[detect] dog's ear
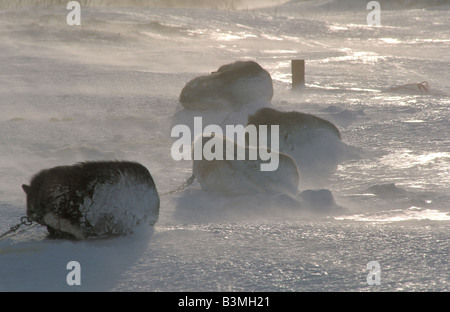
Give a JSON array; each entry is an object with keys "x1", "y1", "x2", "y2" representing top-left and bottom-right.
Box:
[{"x1": 22, "y1": 184, "x2": 30, "y2": 194}]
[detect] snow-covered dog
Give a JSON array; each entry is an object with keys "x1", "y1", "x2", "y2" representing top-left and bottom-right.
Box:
[
  {"x1": 179, "y1": 60, "x2": 273, "y2": 111},
  {"x1": 192, "y1": 134, "x2": 300, "y2": 197},
  {"x1": 22, "y1": 161, "x2": 159, "y2": 239},
  {"x1": 247, "y1": 107, "x2": 346, "y2": 186}
]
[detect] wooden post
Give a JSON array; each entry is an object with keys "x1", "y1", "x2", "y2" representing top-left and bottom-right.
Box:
[{"x1": 292, "y1": 59, "x2": 305, "y2": 89}]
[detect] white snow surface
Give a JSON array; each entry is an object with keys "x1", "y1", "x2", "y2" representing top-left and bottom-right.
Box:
[{"x1": 0, "y1": 0, "x2": 449, "y2": 291}]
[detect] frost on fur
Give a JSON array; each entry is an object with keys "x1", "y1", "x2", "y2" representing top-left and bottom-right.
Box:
[{"x1": 22, "y1": 161, "x2": 160, "y2": 239}]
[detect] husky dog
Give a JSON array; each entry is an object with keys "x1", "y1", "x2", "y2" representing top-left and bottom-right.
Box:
[
  {"x1": 22, "y1": 161, "x2": 159, "y2": 239},
  {"x1": 192, "y1": 134, "x2": 300, "y2": 197},
  {"x1": 247, "y1": 107, "x2": 346, "y2": 186},
  {"x1": 179, "y1": 60, "x2": 273, "y2": 110}
]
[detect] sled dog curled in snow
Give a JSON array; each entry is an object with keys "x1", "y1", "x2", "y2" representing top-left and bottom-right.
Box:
[
  {"x1": 179, "y1": 60, "x2": 273, "y2": 110},
  {"x1": 192, "y1": 134, "x2": 300, "y2": 197},
  {"x1": 247, "y1": 107, "x2": 345, "y2": 186},
  {"x1": 22, "y1": 161, "x2": 159, "y2": 239}
]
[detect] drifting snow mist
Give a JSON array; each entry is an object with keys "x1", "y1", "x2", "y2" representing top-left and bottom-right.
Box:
[{"x1": 0, "y1": 0, "x2": 449, "y2": 291}]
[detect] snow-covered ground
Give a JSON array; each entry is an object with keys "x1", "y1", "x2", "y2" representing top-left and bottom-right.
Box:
[{"x1": 0, "y1": 0, "x2": 449, "y2": 291}]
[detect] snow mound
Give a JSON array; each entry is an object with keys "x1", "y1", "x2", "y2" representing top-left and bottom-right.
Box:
[
  {"x1": 297, "y1": 189, "x2": 345, "y2": 215},
  {"x1": 387, "y1": 81, "x2": 448, "y2": 96},
  {"x1": 366, "y1": 183, "x2": 407, "y2": 199}
]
